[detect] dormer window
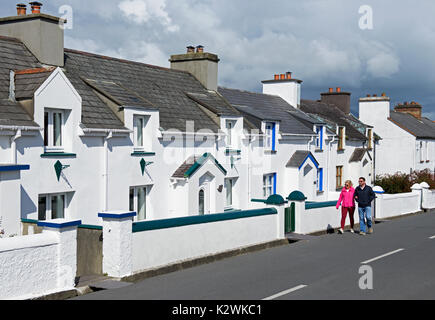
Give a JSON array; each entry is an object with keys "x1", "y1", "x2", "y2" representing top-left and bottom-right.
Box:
[
  {"x1": 44, "y1": 109, "x2": 64, "y2": 151},
  {"x1": 265, "y1": 122, "x2": 276, "y2": 151},
  {"x1": 338, "y1": 126, "x2": 345, "y2": 151},
  {"x1": 134, "y1": 115, "x2": 145, "y2": 148},
  {"x1": 315, "y1": 125, "x2": 324, "y2": 150}
]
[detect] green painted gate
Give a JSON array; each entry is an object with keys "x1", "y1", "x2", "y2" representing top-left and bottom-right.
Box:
[{"x1": 285, "y1": 202, "x2": 296, "y2": 233}]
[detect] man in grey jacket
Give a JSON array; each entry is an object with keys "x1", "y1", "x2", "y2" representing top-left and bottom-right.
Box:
[{"x1": 354, "y1": 177, "x2": 376, "y2": 235}]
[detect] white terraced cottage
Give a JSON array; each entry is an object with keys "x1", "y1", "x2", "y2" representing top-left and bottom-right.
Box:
[
  {"x1": 359, "y1": 95, "x2": 435, "y2": 176},
  {"x1": 0, "y1": 7, "x2": 376, "y2": 237}
]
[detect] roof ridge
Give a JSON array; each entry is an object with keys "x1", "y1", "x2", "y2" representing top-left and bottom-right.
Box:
[
  {"x1": 64, "y1": 48, "x2": 191, "y2": 75},
  {"x1": 15, "y1": 67, "x2": 55, "y2": 75}
]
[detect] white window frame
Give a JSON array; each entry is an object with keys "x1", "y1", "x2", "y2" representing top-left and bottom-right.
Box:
[
  {"x1": 226, "y1": 120, "x2": 236, "y2": 148},
  {"x1": 225, "y1": 178, "x2": 234, "y2": 208},
  {"x1": 38, "y1": 193, "x2": 67, "y2": 221},
  {"x1": 265, "y1": 122, "x2": 276, "y2": 151},
  {"x1": 44, "y1": 109, "x2": 65, "y2": 152},
  {"x1": 133, "y1": 115, "x2": 146, "y2": 151},
  {"x1": 129, "y1": 185, "x2": 148, "y2": 221}
]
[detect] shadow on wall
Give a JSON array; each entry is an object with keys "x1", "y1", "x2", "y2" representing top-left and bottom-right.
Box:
[{"x1": 21, "y1": 185, "x2": 36, "y2": 219}]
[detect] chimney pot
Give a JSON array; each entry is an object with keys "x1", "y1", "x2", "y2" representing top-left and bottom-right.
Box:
[
  {"x1": 336, "y1": 87, "x2": 341, "y2": 93},
  {"x1": 404, "y1": 101, "x2": 408, "y2": 105},
  {"x1": 286, "y1": 72, "x2": 292, "y2": 79},
  {"x1": 29, "y1": 1, "x2": 42, "y2": 14},
  {"x1": 196, "y1": 45, "x2": 204, "y2": 53},
  {"x1": 367, "y1": 94, "x2": 371, "y2": 97},
  {"x1": 16, "y1": 3, "x2": 27, "y2": 16},
  {"x1": 280, "y1": 74, "x2": 285, "y2": 80},
  {"x1": 373, "y1": 94, "x2": 377, "y2": 97},
  {"x1": 381, "y1": 92, "x2": 386, "y2": 97},
  {"x1": 186, "y1": 46, "x2": 195, "y2": 54},
  {"x1": 274, "y1": 74, "x2": 279, "y2": 80},
  {"x1": 329, "y1": 88, "x2": 333, "y2": 93}
]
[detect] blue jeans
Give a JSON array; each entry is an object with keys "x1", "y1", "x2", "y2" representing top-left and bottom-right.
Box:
[{"x1": 358, "y1": 206, "x2": 372, "y2": 233}]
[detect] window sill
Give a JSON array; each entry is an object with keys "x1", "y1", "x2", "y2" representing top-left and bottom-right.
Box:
[
  {"x1": 314, "y1": 149, "x2": 324, "y2": 153},
  {"x1": 131, "y1": 151, "x2": 156, "y2": 156},
  {"x1": 225, "y1": 148, "x2": 241, "y2": 155},
  {"x1": 317, "y1": 190, "x2": 324, "y2": 195},
  {"x1": 41, "y1": 152, "x2": 77, "y2": 158}
]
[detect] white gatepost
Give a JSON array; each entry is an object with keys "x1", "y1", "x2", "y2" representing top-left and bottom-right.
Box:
[
  {"x1": 263, "y1": 194, "x2": 287, "y2": 239},
  {"x1": 98, "y1": 211, "x2": 136, "y2": 278},
  {"x1": 287, "y1": 191, "x2": 307, "y2": 234},
  {"x1": 37, "y1": 219, "x2": 82, "y2": 290},
  {"x1": 373, "y1": 186, "x2": 385, "y2": 219},
  {"x1": 420, "y1": 182, "x2": 431, "y2": 209}
]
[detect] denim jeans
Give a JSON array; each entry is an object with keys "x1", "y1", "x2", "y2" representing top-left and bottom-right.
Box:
[{"x1": 358, "y1": 206, "x2": 372, "y2": 233}]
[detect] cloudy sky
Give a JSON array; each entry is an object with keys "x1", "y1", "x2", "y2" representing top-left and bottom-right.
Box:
[{"x1": 2, "y1": 0, "x2": 435, "y2": 117}]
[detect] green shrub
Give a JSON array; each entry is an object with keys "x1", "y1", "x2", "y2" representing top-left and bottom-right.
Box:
[{"x1": 375, "y1": 169, "x2": 435, "y2": 194}]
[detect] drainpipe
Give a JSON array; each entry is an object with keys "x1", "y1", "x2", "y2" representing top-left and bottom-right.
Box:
[
  {"x1": 103, "y1": 131, "x2": 114, "y2": 212},
  {"x1": 11, "y1": 129, "x2": 23, "y2": 164},
  {"x1": 327, "y1": 135, "x2": 337, "y2": 199}
]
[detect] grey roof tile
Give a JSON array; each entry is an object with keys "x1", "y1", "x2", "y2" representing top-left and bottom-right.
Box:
[
  {"x1": 389, "y1": 111, "x2": 435, "y2": 139},
  {"x1": 286, "y1": 150, "x2": 318, "y2": 168},
  {"x1": 218, "y1": 87, "x2": 317, "y2": 135}
]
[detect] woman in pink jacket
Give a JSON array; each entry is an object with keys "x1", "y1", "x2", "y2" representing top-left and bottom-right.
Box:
[{"x1": 336, "y1": 180, "x2": 355, "y2": 234}]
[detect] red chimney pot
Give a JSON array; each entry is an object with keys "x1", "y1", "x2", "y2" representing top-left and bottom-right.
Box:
[
  {"x1": 336, "y1": 87, "x2": 341, "y2": 93},
  {"x1": 280, "y1": 74, "x2": 285, "y2": 80},
  {"x1": 274, "y1": 74, "x2": 279, "y2": 80},
  {"x1": 29, "y1": 2, "x2": 42, "y2": 14},
  {"x1": 329, "y1": 88, "x2": 333, "y2": 93},
  {"x1": 16, "y1": 3, "x2": 27, "y2": 16},
  {"x1": 286, "y1": 72, "x2": 292, "y2": 79}
]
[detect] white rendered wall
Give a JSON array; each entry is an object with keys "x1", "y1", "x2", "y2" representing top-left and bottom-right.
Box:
[
  {"x1": 375, "y1": 192, "x2": 421, "y2": 219},
  {"x1": 294, "y1": 204, "x2": 360, "y2": 235},
  {"x1": 132, "y1": 214, "x2": 278, "y2": 272},
  {"x1": 359, "y1": 99, "x2": 415, "y2": 175},
  {"x1": 422, "y1": 187, "x2": 435, "y2": 209},
  {"x1": 262, "y1": 82, "x2": 301, "y2": 108}
]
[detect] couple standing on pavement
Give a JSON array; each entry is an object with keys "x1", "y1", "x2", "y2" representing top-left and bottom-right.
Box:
[{"x1": 336, "y1": 177, "x2": 376, "y2": 235}]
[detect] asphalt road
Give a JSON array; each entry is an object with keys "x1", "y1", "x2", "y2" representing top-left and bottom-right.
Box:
[{"x1": 74, "y1": 211, "x2": 435, "y2": 300}]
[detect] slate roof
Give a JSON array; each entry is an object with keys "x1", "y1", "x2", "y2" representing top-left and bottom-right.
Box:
[
  {"x1": 0, "y1": 36, "x2": 41, "y2": 127},
  {"x1": 172, "y1": 153, "x2": 227, "y2": 178},
  {"x1": 349, "y1": 148, "x2": 372, "y2": 162},
  {"x1": 300, "y1": 99, "x2": 368, "y2": 141},
  {"x1": 218, "y1": 87, "x2": 318, "y2": 135},
  {"x1": 389, "y1": 111, "x2": 435, "y2": 139},
  {"x1": 64, "y1": 49, "x2": 241, "y2": 132},
  {"x1": 286, "y1": 150, "x2": 319, "y2": 168}
]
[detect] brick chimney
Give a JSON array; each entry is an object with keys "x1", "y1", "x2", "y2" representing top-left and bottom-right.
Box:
[
  {"x1": 0, "y1": 2, "x2": 66, "y2": 67},
  {"x1": 170, "y1": 46, "x2": 219, "y2": 91},
  {"x1": 261, "y1": 72, "x2": 303, "y2": 108},
  {"x1": 394, "y1": 101, "x2": 422, "y2": 120},
  {"x1": 320, "y1": 87, "x2": 351, "y2": 114}
]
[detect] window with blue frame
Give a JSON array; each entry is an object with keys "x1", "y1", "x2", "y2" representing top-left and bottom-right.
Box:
[
  {"x1": 265, "y1": 122, "x2": 276, "y2": 151},
  {"x1": 317, "y1": 168, "x2": 324, "y2": 192},
  {"x1": 263, "y1": 173, "x2": 277, "y2": 197},
  {"x1": 315, "y1": 126, "x2": 323, "y2": 150}
]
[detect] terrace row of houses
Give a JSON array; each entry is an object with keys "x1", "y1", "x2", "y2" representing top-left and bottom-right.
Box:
[{"x1": 0, "y1": 5, "x2": 434, "y2": 237}]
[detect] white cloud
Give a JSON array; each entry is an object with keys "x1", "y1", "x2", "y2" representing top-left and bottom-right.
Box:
[
  {"x1": 118, "y1": 0, "x2": 179, "y2": 32},
  {"x1": 367, "y1": 52, "x2": 400, "y2": 78}
]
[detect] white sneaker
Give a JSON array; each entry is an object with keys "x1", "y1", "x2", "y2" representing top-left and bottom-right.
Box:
[
  {"x1": 350, "y1": 229, "x2": 355, "y2": 233},
  {"x1": 338, "y1": 228, "x2": 344, "y2": 234}
]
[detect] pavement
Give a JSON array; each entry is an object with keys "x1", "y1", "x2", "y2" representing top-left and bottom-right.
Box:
[{"x1": 73, "y1": 211, "x2": 435, "y2": 300}]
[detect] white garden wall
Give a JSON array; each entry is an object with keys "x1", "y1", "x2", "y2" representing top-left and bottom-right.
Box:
[
  {"x1": 132, "y1": 212, "x2": 279, "y2": 273},
  {"x1": 374, "y1": 187, "x2": 421, "y2": 219},
  {"x1": 421, "y1": 184, "x2": 435, "y2": 209},
  {"x1": 0, "y1": 219, "x2": 79, "y2": 300}
]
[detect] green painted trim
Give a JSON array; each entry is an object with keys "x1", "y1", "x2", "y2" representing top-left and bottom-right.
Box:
[
  {"x1": 21, "y1": 218, "x2": 38, "y2": 224},
  {"x1": 131, "y1": 152, "x2": 156, "y2": 156},
  {"x1": 251, "y1": 199, "x2": 267, "y2": 203},
  {"x1": 78, "y1": 224, "x2": 103, "y2": 230},
  {"x1": 287, "y1": 191, "x2": 307, "y2": 201},
  {"x1": 184, "y1": 152, "x2": 227, "y2": 178},
  {"x1": 132, "y1": 208, "x2": 277, "y2": 233},
  {"x1": 265, "y1": 194, "x2": 286, "y2": 205},
  {"x1": 41, "y1": 152, "x2": 77, "y2": 158},
  {"x1": 305, "y1": 200, "x2": 338, "y2": 210}
]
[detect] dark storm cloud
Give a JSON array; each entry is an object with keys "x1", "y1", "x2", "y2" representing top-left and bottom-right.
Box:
[{"x1": 1, "y1": 0, "x2": 434, "y2": 118}]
